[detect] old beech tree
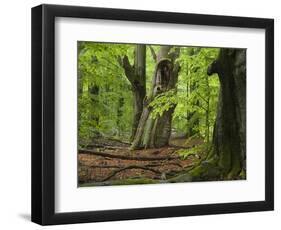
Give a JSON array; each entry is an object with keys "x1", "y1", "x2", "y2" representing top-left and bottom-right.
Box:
[
  {"x1": 207, "y1": 48, "x2": 246, "y2": 178},
  {"x1": 131, "y1": 46, "x2": 180, "y2": 149}
]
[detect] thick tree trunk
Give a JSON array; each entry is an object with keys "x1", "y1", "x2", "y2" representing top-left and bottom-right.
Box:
[
  {"x1": 118, "y1": 45, "x2": 146, "y2": 141},
  {"x1": 131, "y1": 89, "x2": 146, "y2": 139},
  {"x1": 207, "y1": 48, "x2": 246, "y2": 178},
  {"x1": 131, "y1": 46, "x2": 180, "y2": 149},
  {"x1": 131, "y1": 45, "x2": 146, "y2": 141},
  {"x1": 143, "y1": 59, "x2": 178, "y2": 148}
]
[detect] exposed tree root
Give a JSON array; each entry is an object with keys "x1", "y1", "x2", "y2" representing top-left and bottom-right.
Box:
[
  {"x1": 86, "y1": 143, "x2": 129, "y2": 150},
  {"x1": 170, "y1": 161, "x2": 222, "y2": 182},
  {"x1": 78, "y1": 141, "x2": 209, "y2": 185},
  {"x1": 85, "y1": 162, "x2": 183, "y2": 169},
  {"x1": 81, "y1": 165, "x2": 195, "y2": 185},
  {"x1": 79, "y1": 149, "x2": 180, "y2": 161},
  {"x1": 101, "y1": 165, "x2": 162, "y2": 182}
]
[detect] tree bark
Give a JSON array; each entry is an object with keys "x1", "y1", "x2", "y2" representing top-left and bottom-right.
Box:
[
  {"x1": 207, "y1": 48, "x2": 246, "y2": 178},
  {"x1": 119, "y1": 45, "x2": 146, "y2": 141},
  {"x1": 131, "y1": 46, "x2": 181, "y2": 149},
  {"x1": 132, "y1": 45, "x2": 146, "y2": 141}
]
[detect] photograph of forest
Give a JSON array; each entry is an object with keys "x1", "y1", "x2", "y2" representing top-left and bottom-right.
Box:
[{"x1": 78, "y1": 41, "x2": 246, "y2": 187}]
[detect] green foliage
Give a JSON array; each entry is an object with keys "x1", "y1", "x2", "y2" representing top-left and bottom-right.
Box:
[
  {"x1": 78, "y1": 41, "x2": 220, "y2": 147},
  {"x1": 173, "y1": 47, "x2": 220, "y2": 142},
  {"x1": 78, "y1": 42, "x2": 134, "y2": 146},
  {"x1": 149, "y1": 89, "x2": 177, "y2": 119}
]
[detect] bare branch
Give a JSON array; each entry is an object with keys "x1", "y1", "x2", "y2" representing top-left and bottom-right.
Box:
[{"x1": 117, "y1": 55, "x2": 135, "y2": 83}]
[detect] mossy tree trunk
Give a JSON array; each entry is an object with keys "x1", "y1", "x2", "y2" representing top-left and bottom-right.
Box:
[
  {"x1": 207, "y1": 48, "x2": 246, "y2": 178},
  {"x1": 131, "y1": 46, "x2": 180, "y2": 149}
]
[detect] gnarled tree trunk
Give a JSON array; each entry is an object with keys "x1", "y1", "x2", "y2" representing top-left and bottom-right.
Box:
[
  {"x1": 131, "y1": 46, "x2": 180, "y2": 149},
  {"x1": 207, "y1": 48, "x2": 246, "y2": 178}
]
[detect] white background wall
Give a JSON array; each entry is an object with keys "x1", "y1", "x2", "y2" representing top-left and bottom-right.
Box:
[{"x1": 0, "y1": 0, "x2": 279, "y2": 229}]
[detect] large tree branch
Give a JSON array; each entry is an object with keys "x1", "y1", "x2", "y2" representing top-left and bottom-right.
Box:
[
  {"x1": 169, "y1": 47, "x2": 181, "y2": 87},
  {"x1": 117, "y1": 55, "x2": 135, "y2": 84},
  {"x1": 148, "y1": 45, "x2": 157, "y2": 62}
]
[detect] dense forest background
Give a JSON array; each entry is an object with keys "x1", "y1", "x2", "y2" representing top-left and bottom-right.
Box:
[
  {"x1": 78, "y1": 43, "x2": 219, "y2": 145},
  {"x1": 78, "y1": 42, "x2": 246, "y2": 186}
]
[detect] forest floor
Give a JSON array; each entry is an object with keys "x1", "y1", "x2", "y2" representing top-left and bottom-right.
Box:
[{"x1": 78, "y1": 137, "x2": 205, "y2": 186}]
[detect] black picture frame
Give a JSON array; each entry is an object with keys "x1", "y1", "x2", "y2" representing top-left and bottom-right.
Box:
[{"x1": 31, "y1": 4, "x2": 274, "y2": 225}]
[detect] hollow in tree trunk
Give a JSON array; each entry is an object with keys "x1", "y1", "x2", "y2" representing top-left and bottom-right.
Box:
[{"x1": 131, "y1": 46, "x2": 180, "y2": 149}]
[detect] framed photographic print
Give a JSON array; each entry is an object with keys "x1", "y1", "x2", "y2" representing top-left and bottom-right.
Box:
[{"x1": 31, "y1": 4, "x2": 274, "y2": 225}]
